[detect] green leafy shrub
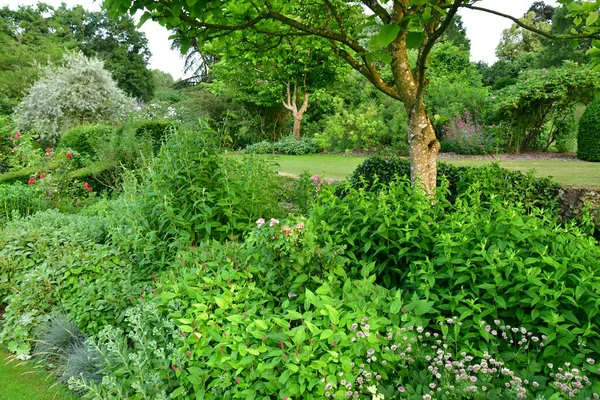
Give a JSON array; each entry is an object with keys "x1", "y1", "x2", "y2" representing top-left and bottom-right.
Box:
[
  {"x1": 0, "y1": 210, "x2": 144, "y2": 354},
  {"x1": 0, "y1": 183, "x2": 52, "y2": 225},
  {"x1": 578, "y1": 96, "x2": 600, "y2": 162},
  {"x1": 347, "y1": 156, "x2": 560, "y2": 212},
  {"x1": 315, "y1": 98, "x2": 406, "y2": 152},
  {"x1": 58, "y1": 125, "x2": 113, "y2": 160},
  {"x1": 110, "y1": 128, "x2": 284, "y2": 271},
  {"x1": 245, "y1": 140, "x2": 274, "y2": 154},
  {"x1": 274, "y1": 135, "x2": 318, "y2": 155},
  {"x1": 312, "y1": 179, "x2": 600, "y2": 368},
  {"x1": 69, "y1": 231, "x2": 600, "y2": 399},
  {"x1": 134, "y1": 120, "x2": 177, "y2": 151}
]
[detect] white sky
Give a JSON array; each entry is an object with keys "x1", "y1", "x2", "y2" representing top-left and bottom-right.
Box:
[{"x1": 1, "y1": 0, "x2": 559, "y2": 79}]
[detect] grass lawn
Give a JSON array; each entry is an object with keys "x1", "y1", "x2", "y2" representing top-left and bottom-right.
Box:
[
  {"x1": 244, "y1": 154, "x2": 600, "y2": 186},
  {"x1": 0, "y1": 352, "x2": 76, "y2": 400}
]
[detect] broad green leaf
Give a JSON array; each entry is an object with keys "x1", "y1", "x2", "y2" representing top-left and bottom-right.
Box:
[
  {"x1": 587, "y1": 11, "x2": 598, "y2": 26},
  {"x1": 373, "y1": 24, "x2": 400, "y2": 47},
  {"x1": 406, "y1": 31, "x2": 424, "y2": 49}
]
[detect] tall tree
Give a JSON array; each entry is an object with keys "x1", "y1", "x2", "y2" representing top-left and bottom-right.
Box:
[
  {"x1": 104, "y1": 0, "x2": 600, "y2": 191},
  {"x1": 51, "y1": 4, "x2": 155, "y2": 102}
]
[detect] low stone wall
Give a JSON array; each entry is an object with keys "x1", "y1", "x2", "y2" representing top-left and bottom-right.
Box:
[{"x1": 559, "y1": 186, "x2": 600, "y2": 222}]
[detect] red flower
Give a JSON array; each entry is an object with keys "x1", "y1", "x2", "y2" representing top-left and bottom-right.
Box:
[
  {"x1": 28, "y1": 177, "x2": 35, "y2": 185},
  {"x1": 15, "y1": 132, "x2": 21, "y2": 138},
  {"x1": 172, "y1": 365, "x2": 179, "y2": 371},
  {"x1": 39, "y1": 173, "x2": 45, "y2": 179},
  {"x1": 83, "y1": 182, "x2": 92, "y2": 192},
  {"x1": 280, "y1": 341, "x2": 285, "y2": 350},
  {"x1": 66, "y1": 152, "x2": 73, "y2": 159},
  {"x1": 45, "y1": 147, "x2": 52, "y2": 152},
  {"x1": 235, "y1": 377, "x2": 240, "y2": 384},
  {"x1": 187, "y1": 351, "x2": 192, "y2": 358}
]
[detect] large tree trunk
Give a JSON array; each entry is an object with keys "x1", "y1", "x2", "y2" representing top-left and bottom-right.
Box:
[{"x1": 407, "y1": 105, "x2": 440, "y2": 193}]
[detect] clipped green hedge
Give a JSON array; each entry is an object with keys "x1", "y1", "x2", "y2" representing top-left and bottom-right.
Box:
[
  {"x1": 59, "y1": 125, "x2": 113, "y2": 159},
  {"x1": 345, "y1": 156, "x2": 560, "y2": 212},
  {"x1": 134, "y1": 120, "x2": 177, "y2": 151},
  {"x1": 578, "y1": 96, "x2": 600, "y2": 162},
  {"x1": 67, "y1": 160, "x2": 119, "y2": 192},
  {"x1": 0, "y1": 167, "x2": 37, "y2": 185}
]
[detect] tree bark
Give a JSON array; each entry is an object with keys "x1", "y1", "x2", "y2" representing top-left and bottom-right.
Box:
[
  {"x1": 407, "y1": 105, "x2": 440, "y2": 193},
  {"x1": 283, "y1": 81, "x2": 309, "y2": 140}
]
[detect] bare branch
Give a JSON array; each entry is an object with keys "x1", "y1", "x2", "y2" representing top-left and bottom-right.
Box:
[
  {"x1": 462, "y1": 4, "x2": 600, "y2": 40},
  {"x1": 361, "y1": 0, "x2": 391, "y2": 24}
]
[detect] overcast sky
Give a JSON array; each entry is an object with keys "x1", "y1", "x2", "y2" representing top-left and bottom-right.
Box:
[{"x1": 1, "y1": 0, "x2": 558, "y2": 79}]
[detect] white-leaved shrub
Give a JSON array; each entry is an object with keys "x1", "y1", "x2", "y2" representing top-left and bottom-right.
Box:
[{"x1": 14, "y1": 52, "x2": 134, "y2": 145}]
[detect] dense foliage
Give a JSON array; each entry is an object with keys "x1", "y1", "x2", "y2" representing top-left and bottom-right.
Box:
[
  {"x1": 14, "y1": 52, "x2": 134, "y2": 145},
  {"x1": 578, "y1": 96, "x2": 600, "y2": 161}
]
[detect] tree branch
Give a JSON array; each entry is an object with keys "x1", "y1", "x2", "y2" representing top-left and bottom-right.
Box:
[
  {"x1": 330, "y1": 42, "x2": 402, "y2": 100},
  {"x1": 461, "y1": 4, "x2": 600, "y2": 40},
  {"x1": 415, "y1": 0, "x2": 463, "y2": 104},
  {"x1": 361, "y1": 0, "x2": 391, "y2": 24}
]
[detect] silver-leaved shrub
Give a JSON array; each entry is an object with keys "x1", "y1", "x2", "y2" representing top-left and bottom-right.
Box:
[{"x1": 13, "y1": 52, "x2": 134, "y2": 145}]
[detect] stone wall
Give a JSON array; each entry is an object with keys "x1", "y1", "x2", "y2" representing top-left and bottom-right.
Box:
[{"x1": 559, "y1": 186, "x2": 600, "y2": 223}]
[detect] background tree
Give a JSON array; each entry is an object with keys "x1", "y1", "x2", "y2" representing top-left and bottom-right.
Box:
[
  {"x1": 0, "y1": 3, "x2": 154, "y2": 114},
  {"x1": 14, "y1": 52, "x2": 134, "y2": 145},
  {"x1": 104, "y1": 0, "x2": 600, "y2": 191},
  {"x1": 493, "y1": 62, "x2": 598, "y2": 152},
  {"x1": 0, "y1": 4, "x2": 75, "y2": 115},
  {"x1": 50, "y1": 4, "x2": 155, "y2": 102}
]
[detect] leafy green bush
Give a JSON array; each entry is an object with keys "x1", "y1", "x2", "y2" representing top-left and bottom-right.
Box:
[
  {"x1": 312, "y1": 179, "x2": 600, "y2": 368},
  {"x1": 245, "y1": 140, "x2": 274, "y2": 154},
  {"x1": 0, "y1": 183, "x2": 52, "y2": 225},
  {"x1": 0, "y1": 210, "x2": 144, "y2": 354},
  {"x1": 134, "y1": 120, "x2": 177, "y2": 151},
  {"x1": 69, "y1": 227, "x2": 600, "y2": 399},
  {"x1": 59, "y1": 125, "x2": 113, "y2": 160},
  {"x1": 347, "y1": 156, "x2": 560, "y2": 212},
  {"x1": 578, "y1": 96, "x2": 600, "y2": 162},
  {"x1": 108, "y1": 128, "x2": 284, "y2": 272},
  {"x1": 315, "y1": 98, "x2": 406, "y2": 152},
  {"x1": 274, "y1": 135, "x2": 318, "y2": 155}
]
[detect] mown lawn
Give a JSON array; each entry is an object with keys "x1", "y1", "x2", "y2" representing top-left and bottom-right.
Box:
[
  {"x1": 0, "y1": 352, "x2": 76, "y2": 400},
  {"x1": 244, "y1": 154, "x2": 600, "y2": 186}
]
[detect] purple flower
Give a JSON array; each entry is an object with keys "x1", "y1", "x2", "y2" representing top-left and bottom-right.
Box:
[{"x1": 288, "y1": 292, "x2": 297, "y2": 298}]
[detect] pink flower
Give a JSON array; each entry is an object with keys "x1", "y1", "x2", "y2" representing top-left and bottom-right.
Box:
[
  {"x1": 45, "y1": 148, "x2": 52, "y2": 153},
  {"x1": 288, "y1": 292, "x2": 297, "y2": 298},
  {"x1": 256, "y1": 218, "x2": 265, "y2": 227},
  {"x1": 15, "y1": 132, "x2": 21, "y2": 138},
  {"x1": 172, "y1": 365, "x2": 179, "y2": 371},
  {"x1": 235, "y1": 377, "x2": 240, "y2": 384},
  {"x1": 39, "y1": 173, "x2": 45, "y2": 179},
  {"x1": 269, "y1": 218, "x2": 279, "y2": 227},
  {"x1": 66, "y1": 152, "x2": 73, "y2": 159},
  {"x1": 295, "y1": 222, "x2": 304, "y2": 229},
  {"x1": 28, "y1": 177, "x2": 36, "y2": 185},
  {"x1": 83, "y1": 182, "x2": 92, "y2": 192}
]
